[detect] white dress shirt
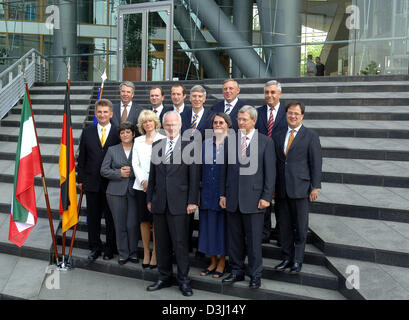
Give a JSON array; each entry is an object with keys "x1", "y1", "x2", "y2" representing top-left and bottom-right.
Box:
[
  {"x1": 284, "y1": 124, "x2": 302, "y2": 154},
  {"x1": 173, "y1": 103, "x2": 185, "y2": 114},
  {"x1": 267, "y1": 102, "x2": 280, "y2": 122},
  {"x1": 120, "y1": 101, "x2": 133, "y2": 118},
  {"x1": 224, "y1": 97, "x2": 238, "y2": 114},
  {"x1": 97, "y1": 122, "x2": 111, "y2": 141},
  {"x1": 132, "y1": 132, "x2": 166, "y2": 190},
  {"x1": 152, "y1": 104, "x2": 164, "y2": 116}
]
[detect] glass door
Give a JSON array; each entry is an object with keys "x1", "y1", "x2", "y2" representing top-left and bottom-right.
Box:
[{"x1": 117, "y1": 1, "x2": 173, "y2": 81}]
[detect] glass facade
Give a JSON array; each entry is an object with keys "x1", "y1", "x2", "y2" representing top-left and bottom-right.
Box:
[{"x1": 0, "y1": 0, "x2": 408, "y2": 81}]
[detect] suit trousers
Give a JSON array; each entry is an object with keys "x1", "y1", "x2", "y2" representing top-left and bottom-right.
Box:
[
  {"x1": 263, "y1": 202, "x2": 281, "y2": 241},
  {"x1": 85, "y1": 189, "x2": 116, "y2": 253},
  {"x1": 226, "y1": 210, "x2": 264, "y2": 278},
  {"x1": 106, "y1": 192, "x2": 139, "y2": 260},
  {"x1": 153, "y1": 210, "x2": 190, "y2": 285},
  {"x1": 276, "y1": 196, "x2": 309, "y2": 263}
]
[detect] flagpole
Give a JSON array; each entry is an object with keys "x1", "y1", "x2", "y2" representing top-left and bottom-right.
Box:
[
  {"x1": 24, "y1": 82, "x2": 60, "y2": 265},
  {"x1": 60, "y1": 60, "x2": 71, "y2": 269},
  {"x1": 66, "y1": 189, "x2": 83, "y2": 268}
]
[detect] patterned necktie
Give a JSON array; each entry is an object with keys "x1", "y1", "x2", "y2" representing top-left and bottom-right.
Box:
[
  {"x1": 101, "y1": 127, "x2": 106, "y2": 147},
  {"x1": 267, "y1": 107, "x2": 275, "y2": 138},
  {"x1": 285, "y1": 129, "x2": 295, "y2": 156},
  {"x1": 191, "y1": 113, "x2": 198, "y2": 130},
  {"x1": 165, "y1": 140, "x2": 173, "y2": 163},
  {"x1": 225, "y1": 103, "x2": 232, "y2": 115},
  {"x1": 121, "y1": 104, "x2": 128, "y2": 122},
  {"x1": 241, "y1": 136, "x2": 248, "y2": 157}
]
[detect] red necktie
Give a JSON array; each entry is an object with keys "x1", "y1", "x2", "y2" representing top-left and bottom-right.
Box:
[
  {"x1": 153, "y1": 109, "x2": 158, "y2": 114},
  {"x1": 267, "y1": 107, "x2": 275, "y2": 138}
]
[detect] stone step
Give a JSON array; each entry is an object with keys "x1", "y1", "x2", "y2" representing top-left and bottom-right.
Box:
[
  {"x1": 62, "y1": 246, "x2": 345, "y2": 300},
  {"x1": 30, "y1": 85, "x2": 94, "y2": 91},
  {"x1": 11, "y1": 104, "x2": 90, "y2": 116},
  {"x1": 303, "y1": 105, "x2": 409, "y2": 121},
  {"x1": 1, "y1": 114, "x2": 86, "y2": 129},
  {"x1": 322, "y1": 158, "x2": 409, "y2": 188},
  {"x1": 309, "y1": 213, "x2": 409, "y2": 268},
  {"x1": 325, "y1": 256, "x2": 409, "y2": 300},
  {"x1": 312, "y1": 182, "x2": 409, "y2": 223},
  {"x1": 0, "y1": 127, "x2": 82, "y2": 144},
  {"x1": 319, "y1": 136, "x2": 409, "y2": 161},
  {"x1": 212, "y1": 92, "x2": 409, "y2": 106},
  {"x1": 304, "y1": 120, "x2": 409, "y2": 139},
  {"x1": 0, "y1": 141, "x2": 78, "y2": 163},
  {"x1": 0, "y1": 212, "x2": 59, "y2": 261}
]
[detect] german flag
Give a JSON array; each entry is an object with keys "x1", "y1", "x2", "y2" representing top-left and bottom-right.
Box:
[{"x1": 59, "y1": 81, "x2": 78, "y2": 233}]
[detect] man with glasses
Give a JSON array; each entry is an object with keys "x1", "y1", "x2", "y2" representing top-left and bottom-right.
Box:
[{"x1": 272, "y1": 101, "x2": 322, "y2": 274}]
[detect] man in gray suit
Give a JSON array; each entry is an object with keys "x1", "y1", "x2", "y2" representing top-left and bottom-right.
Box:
[
  {"x1": 112, "y1": 81, "x2": 144, "y2": 136},
  {"x1": 220, "y1": 105, "x2": 276, "y2": 289},
  {"x1": 273, "y1": 101, "x2": 322, "y2": 274}
]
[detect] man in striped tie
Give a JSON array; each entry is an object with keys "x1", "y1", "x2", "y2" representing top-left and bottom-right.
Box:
[
  {"x1": 146, "y1": 111, "x2": 200, "y2": 297},
  {"x1": 272, "y1": 101, "x2": 322, "y2": 274}
]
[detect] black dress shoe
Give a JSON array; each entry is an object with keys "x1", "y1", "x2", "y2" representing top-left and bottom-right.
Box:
[
  {"x1": 274, "y1": 260, "x2": 291, "y2": 271},
  {"x1": 142, "y1": 263, "x2": 149, "y2": 269},
  {"x1": 288, "y1": 262, "x2": 302, "y2": 274},
  {"x1": 262, "y1": 237, "x2": 270, "y2": 244},
  {"x1": 146, "y1": 280, "x2": 172, "y2": 292},
  {"x1": 103, "y1": 253, "x2": 114, "y2": 260},
  {"x1": 118, "y1": 258, "x2": 127, "y2": 265},
  {"x1": 179, "y1": 283, "x2": 193, "y2": 297},
  {"x1": 88, "y1": 250, "x2": 101, "y2": 261},
  {"x1": 149, "y1": 264, "x2": 157, "y2": 269},
  {"x1": 222, "y1": 273, "x2": 245, "y2": 284},
  {"x1": 249, "y1": 277, "x2": 261, "y2": 289},
  {"x1": 129, "y1": 257, "x2": 139, "y2": 264}
]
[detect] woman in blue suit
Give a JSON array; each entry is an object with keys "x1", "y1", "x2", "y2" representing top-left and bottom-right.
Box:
[{"x1": 198, "y1": 112, "x2": 232, "y2": 278}]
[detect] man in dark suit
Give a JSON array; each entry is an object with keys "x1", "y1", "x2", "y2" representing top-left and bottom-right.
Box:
[
  {"x1": 181, "y1": 84, "x2": 214, "y2": 141},
  {"x1": 256, "y1": 80, "x2": 288, "y2": 245},
  {"x1": 148, "y1": 86, "x2": 172, "y2": 124},
  {"x1": 111, "y1": 81, "x2": 144, "y2": 137},
  {"x1": 220, "y1": 105, "x2": 276, "y2": 289},
  {"x1": 273, "y1": 101, "x2": 322, "y2": 274},
  {"x1": 211, "y1": 79, "x2": 247, "y2": 131},
  {"x1": 77, "y1": 99, "x2": 120, "y2": 261},
  {"x1": 146, "y1": 111, "x2": 200, "y2": 297},
  {"x1": 171, "y1": 83, "x2": 191, "y2": 115}
]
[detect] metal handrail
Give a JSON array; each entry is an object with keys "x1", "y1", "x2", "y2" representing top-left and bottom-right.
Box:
[{"x1": 0, "y1": 48, "x2": 49, "y2": 120}]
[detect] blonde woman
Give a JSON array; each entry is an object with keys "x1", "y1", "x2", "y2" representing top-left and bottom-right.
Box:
[{"x1": 132, "y1": 110, "x2": 165, "y2": 268}]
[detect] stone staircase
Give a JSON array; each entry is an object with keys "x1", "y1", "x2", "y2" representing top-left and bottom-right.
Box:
[{"x1": 0, "y1": 76, "x2": 409, "y2": 300}]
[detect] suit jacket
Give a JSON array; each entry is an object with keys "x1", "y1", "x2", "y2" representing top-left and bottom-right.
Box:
[
  {"x1": 181, "y1": 108, "x2": 214, "y2": 141},
  {"x1": 100, "y1": 143, "x2": 135, "y2": 196},
  {"x1": 111, "y1": 102, "x2": 145, "y2": 137},
  {"x1": 149, "y1": 105, "x2": 173, "y2": 125},
  {"x1": 273, "y1": 125, "x2": 322, "y2": 199},
  {"x1": 147, "y1": 138, "x2": 200, "y2": 215},
  {"x1": 220, "y1": 131, "x2": 276, "y2": 214},
  {"x1": 256, "y1": 102, "x2": 287, "y2": 138},
  {"x1": 211, "y1": 99, "x2": 248, "y2": 131},
  {"x1": 77, "y1": 124, "x2": 121, "y2": 192}
]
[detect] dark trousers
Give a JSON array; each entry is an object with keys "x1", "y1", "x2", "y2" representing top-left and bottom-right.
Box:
[
  {"x1": 276, "y1": 196, "x2": 309, "y2": 263},
  {"x1": 153, "y1": 209, "x2": 190, "y2": 285},
  {"x1": 226, "y1": 210, "x2": 264, "y2": 278},
  {"x1": 85, "y1": 189, "x2": 116, "y2": 254},
  {"x1": 263, "y1": 202, "x2": 281, "y2": 241}
]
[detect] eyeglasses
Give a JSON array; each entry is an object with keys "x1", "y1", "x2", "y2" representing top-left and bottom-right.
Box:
[
  {"x1": 213, "y1": 121, "x2": 226, "y2": 125},
  {"x1": 287, "y1": 112, "x2": 302, "y2": 117}
]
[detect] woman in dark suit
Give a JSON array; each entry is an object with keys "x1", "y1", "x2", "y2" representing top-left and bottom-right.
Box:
[
  {"x1": 100, "y1": 121, "x2": 139, "y2": 265},
  {"x1": 198, "y1": 112, "x2": 232, "y2": 278}
]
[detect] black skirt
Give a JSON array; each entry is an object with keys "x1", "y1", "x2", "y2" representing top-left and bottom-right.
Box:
[{"x1": 135, "y1": 189, "x2": 153, "y2": 223}]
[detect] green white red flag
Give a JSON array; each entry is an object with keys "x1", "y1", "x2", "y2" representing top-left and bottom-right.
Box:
[{"x1": 8, "y1": 87, "x2": 42, "y2": 247}]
